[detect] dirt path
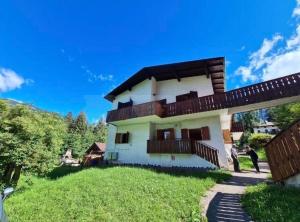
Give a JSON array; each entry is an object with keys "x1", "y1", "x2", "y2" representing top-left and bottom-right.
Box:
[{"x1": 202, "y1": 162, "x2": 270, "y2": 222}]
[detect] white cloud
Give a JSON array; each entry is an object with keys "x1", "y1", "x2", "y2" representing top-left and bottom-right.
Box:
[
  {"x1": 239, "y1": 46, "x2": 246, "y2": 51},
  {"x1": 98, "y1": 74, "x2": 114, "y2": 81},
  {"x1": 0, "y1": 68, "x2": 26, "y2": 92},
  {"x1": 235, "y1": 34, "x2": 282, "y2": 82},
  {"x1": 286, "y1": 25, "x2": 300, "y2": 49},
  {"x1": 293, "y1": 0, "x2": 300, "y2": 17},
  {"x1": 262, "y1": 48, "x2": 300, "y2": 80},
  {"x1": 235, "y1": 1, "x2": 300, "y2": 83}
]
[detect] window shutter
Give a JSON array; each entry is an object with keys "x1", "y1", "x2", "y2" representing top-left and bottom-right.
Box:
[
  {"x1": 223, "y1": 129, "x2": 232, "y2": 144},
  {"x1": 157, "y1": 130, "x2": 164, "y2": 140},
  {"x1": 181, "y1": 128, "x2": 189, "y2": 139},
  {"x1": 201, "y1": 126, "x2": 210, "y2": 140},
  {"x1": 115, "y1": 133, "x2": 121, "y2": 143}
]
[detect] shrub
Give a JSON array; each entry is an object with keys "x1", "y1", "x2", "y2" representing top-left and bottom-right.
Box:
[{"x1": 248, "y1": 133, "x2": 273, "y2": 149}]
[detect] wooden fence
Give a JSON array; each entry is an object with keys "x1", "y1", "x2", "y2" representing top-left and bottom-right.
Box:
[{"x1": 265, "y1": 119, "x2": 300, "y2": 182}]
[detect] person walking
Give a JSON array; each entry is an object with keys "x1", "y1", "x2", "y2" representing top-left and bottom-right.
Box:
[
  {"x1": 231, "y1": 145, "x2": 240, "y2": 172},
  {"x1": 245, "y1": 145, "x2": 260, "y2": 173}
]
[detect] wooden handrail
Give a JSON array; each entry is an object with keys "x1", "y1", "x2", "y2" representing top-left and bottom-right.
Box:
[{"x1": 193, "y1": 141, "x2": 220, "y2": 168}]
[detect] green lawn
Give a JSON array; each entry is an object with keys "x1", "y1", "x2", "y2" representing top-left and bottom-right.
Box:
[
  {"x1": 5, "y1": 166, "x2": 230, "y2": 222},
  {"x1": 238, "y1": 148, "x2": 267, "y2": 171},
  {"x1": 242, "y1": 183, "x2": 300, "y2": 222},
  {"x1": 257, "y1": 148, "x2": 267, "y2": 161},
  {"x1": 238, "y1": 156, "x2": 253, "y2": 171}
]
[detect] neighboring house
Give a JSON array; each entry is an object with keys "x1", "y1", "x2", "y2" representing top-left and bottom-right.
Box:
[
  {"x1": 253, "y1": 121, "x2": 280, "y2": 135},
  {"x1": 61, "y1": 149, "x2": 80, "y2": 166},
  {"x1": 104, "y1": 57, "x2": 300, "y2": 169},
  {"x1": 82, "y1": 142, "x2": 106, "y2": 166}
]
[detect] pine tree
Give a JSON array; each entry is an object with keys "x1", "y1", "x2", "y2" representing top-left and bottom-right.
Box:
[
  {"x1": 74, "y1": 112, "x2": 88, "y2": 135},
  {"x1": 93, "y1": 119, "x2": 107, "y2": 142},
  {"x1": 65, "y1": 112, "x2": 74, "y2": 132}
]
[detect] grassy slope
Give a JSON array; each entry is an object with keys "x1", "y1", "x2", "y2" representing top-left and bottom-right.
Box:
[
  {"x1": 242, "y1": 183, "x2": 300, "y2": 222},
  {"x1": 5, "y1": 166, "x2": 230, "y2": 222}
]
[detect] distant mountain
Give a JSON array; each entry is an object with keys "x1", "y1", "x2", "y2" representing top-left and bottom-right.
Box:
[
  {"x1": 0, "y1": 98, "x2": 38, "y2": 109},
  {"x1": 0, "y1": 98, "x2": 61, "y2": 117}
]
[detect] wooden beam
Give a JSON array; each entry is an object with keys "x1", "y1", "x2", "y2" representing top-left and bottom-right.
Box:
[{"x1": 205, "y1": 63, "x2": 210, "y2": 78}]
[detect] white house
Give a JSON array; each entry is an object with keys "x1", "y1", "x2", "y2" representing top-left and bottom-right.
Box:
[
  {"x1": 104, "y1": 57, "x2": 300, "y2": 169},
  {"x1": 253, "y1": 121, "x2": 280, "y2": 135}
]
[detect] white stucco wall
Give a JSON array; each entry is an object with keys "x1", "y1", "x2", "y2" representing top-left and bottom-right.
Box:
[
  {"x1": 285, "y1": 173, "x2": 300, "y2": 188},
  {"x1": 253, "y1": 126, "x2": 280, "y2": 134},
  {"x1": 155, "y1": 75, "x2": 214, "y2": 103},
  {"x1": 111, "y1": 75, "x2": 214, "y2": 109},
  {"x1": 112, "y1": 79, "x2": 152, "y2": 109},
  {"x1": 105, "y1": 115, "x2": 228, "y2": 168}
]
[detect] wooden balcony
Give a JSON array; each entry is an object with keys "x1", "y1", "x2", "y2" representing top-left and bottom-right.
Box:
[
  {"x1": 147, "y1": 139, "x2": 220, "y2": 167},
  {"x1": 147, "y1": 139, "x2": 192, "y2": 154},
  {"x1": 106, "y1": 101, "x2": 164, "y2": 122},
  {"x1": 164, "y1": 73, "x2": 300, "y2": 117},
  {"x1": 106, "y1": 73, "x2": 300, "y2": 122}
]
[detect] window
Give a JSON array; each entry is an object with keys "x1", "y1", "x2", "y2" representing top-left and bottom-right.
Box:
[
  {"x1": 181, "y1": 126, "x2": 210, "y2": 140},
  {"x1": 189, "y1": 128, "x2": 202, "y2": 140},
  {"x1": 157, "y1": 128, "x2": 175, "y2": 140},
  {"x1": 115, "y1": 132, "x2": 129, "y2": 144},
  {"x1": 118, "y1": 99, "x2": 133, "y2": 109}
]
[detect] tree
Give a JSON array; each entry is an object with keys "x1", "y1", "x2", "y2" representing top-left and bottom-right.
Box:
[
  {"x1": 93, "y1": 120, "x2": 107, "y2": 143},
  {"x1": 74, "y1": 112, "x2": 88, "y2": 135},
  {"x1": 0, "y1": 102, "x2": 67, "y2": 186},
  {"x1": 65, "y1": 112, "x2": 74, "y2": 132},
  {"x1": 235, "y1": 111, "x2": 259, "y2": 133},
  {"x1": 269, "y1": 102, "x2": 300, "y2": 129}
]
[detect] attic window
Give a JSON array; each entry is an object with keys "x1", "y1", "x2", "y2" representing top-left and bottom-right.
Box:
[
  {"x1": 118, "y1": 99, "x2": 133, "y2": 109},
  {"x1": 115, "y1": 132, "x2": 130, "y2": 144}
]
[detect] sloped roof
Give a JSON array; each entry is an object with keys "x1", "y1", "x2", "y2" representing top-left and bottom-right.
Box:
[
  {"x1": 105, "y1": 57, "x2": 225, "y2": 102},
  {"x1": 86, "y1": 142, "x2": 106, "y2": 154}
]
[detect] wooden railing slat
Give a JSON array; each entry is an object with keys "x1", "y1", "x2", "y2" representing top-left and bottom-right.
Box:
[{"x1": 265, "y1": 119, "x2": 300, "y2": 182}]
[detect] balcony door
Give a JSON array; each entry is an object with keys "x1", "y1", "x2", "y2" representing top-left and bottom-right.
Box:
[{"x1": 157, "y1": 128, "x2": 175, "y2": 140}]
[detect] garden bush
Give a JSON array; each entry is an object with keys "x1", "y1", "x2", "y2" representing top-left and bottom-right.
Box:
[{"x1": 248, "y1": 133, "x2": 273, "y2": 149}]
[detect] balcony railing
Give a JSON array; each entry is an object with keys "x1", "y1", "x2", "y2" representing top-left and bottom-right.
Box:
[
  {"x1": 147, "y1": 139, "x2": 220, "y2": 167},
  {"x1": 147, "y1": 139, "x2": 192, "y2": 154},
  {"x1": 106, "y1": 73, "x2": 300, "y2": 122},
  {"x1": 106, "y1": 101, "x2": 164, "y2": 122},
  {"x1": 164, "y1": 73, "x2": 300, "y2": 117}
]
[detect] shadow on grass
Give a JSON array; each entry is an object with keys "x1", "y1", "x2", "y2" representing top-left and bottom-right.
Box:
[
  {"x1": 46, "y1": 166, "x2": 85, "y2": 179},
  {"x1": 46, "y1": 164, "x2": 231, "y2": 183}
]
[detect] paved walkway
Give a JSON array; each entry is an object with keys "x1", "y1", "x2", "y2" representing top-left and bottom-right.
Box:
[{"x1": 202, "y1": 162, "x2": 270, "y2": 222}]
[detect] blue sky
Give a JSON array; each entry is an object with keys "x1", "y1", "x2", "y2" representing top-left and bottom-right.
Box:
[{"x1": 1, "y1": 0, "x2": 300, "y2": 122}]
